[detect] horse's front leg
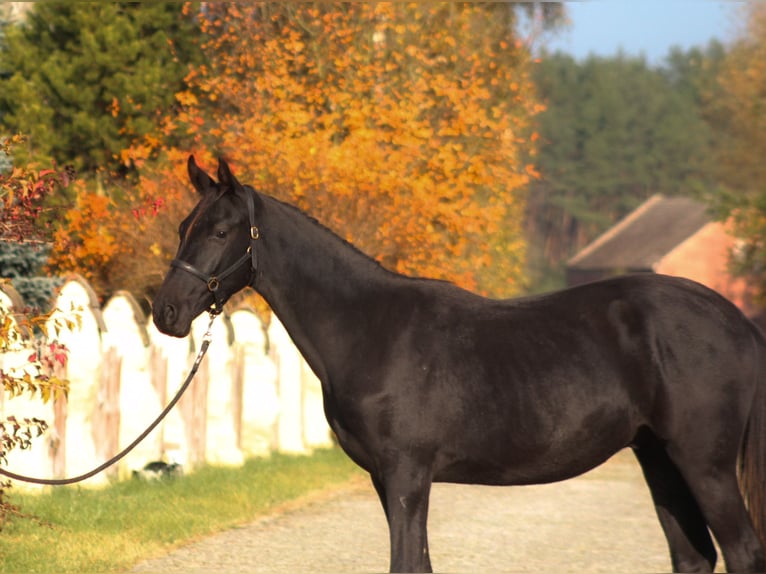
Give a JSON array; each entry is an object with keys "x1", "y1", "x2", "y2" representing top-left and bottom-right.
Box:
[{"x1": 375, "y1": 461, "x2": 434, "y2": 573}]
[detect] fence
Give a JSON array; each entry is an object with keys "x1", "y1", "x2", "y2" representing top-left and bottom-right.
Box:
[{"x1": 0, "y1": 274, "x2": 332, "y2": 489}]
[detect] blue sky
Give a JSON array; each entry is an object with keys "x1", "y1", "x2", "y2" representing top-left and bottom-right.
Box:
[{"x1": 542, "y1": 1, "x2": 743, "y2": 65}]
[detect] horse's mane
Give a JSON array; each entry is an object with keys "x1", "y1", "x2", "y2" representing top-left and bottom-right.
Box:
[
  {"x1": 266, "y1": 194, "x2": 395, "y2": 275},
  {"x1": 257, "y1": 189, "x2": 457, "y2": 289}
]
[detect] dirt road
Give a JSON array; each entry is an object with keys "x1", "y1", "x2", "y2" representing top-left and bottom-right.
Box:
[{"x1": 132, "y1": 450, "x2": 704, "y2": 573}]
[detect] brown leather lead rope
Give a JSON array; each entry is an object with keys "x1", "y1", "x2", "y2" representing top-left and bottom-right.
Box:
[{"x1": 0, "y1": 314, "x2": 217, "y2": 486}]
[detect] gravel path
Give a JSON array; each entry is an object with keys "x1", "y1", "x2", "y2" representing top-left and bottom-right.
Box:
[{"x1": 132, "y1": 450, "x2": 708, "y2": 573}]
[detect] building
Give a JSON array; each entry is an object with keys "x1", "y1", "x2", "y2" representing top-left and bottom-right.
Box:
[{"x1": 566, "y1": 194, "x2": 755, "y2": 316}]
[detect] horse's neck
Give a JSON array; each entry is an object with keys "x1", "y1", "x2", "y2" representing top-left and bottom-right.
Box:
[{"x1": 256, "y1": 198, "x2": 399, "y2": 381}]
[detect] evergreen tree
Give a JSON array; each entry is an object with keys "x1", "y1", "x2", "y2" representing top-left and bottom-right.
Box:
[
  {"x1": 0, "y1": 2, "x2": 204, "y2": 177},
  {"x1": 0, "y1": 242, "x2": 61, "y2": 313},
  {"x1": 526, "y1": 47, "x2": 721, "y2": 290}
]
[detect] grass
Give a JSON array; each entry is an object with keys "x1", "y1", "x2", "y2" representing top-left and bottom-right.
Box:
[{"x1": 0, "y1": 448, "x2": 363, "y2": 573}]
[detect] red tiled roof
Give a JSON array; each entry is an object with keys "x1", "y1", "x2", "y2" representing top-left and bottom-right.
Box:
[{"x1": 568, "y1": 194, "x2": 711, "y2": 271}]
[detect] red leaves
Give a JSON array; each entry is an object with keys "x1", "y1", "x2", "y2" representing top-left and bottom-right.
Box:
[
  {"x1": 27, "y1": 342, "x2": 68, "y2": 371},
  {"x1": 131, "y1": 196, "x2": 166, "y2": 220},
  {"x1": 0, "y1": 137, "x2": 76, "y2": 242}
]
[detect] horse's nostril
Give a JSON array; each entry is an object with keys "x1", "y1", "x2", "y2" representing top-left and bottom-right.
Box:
[{"x1": 163, "y1": 304, "x2": 177, "y2": 324}]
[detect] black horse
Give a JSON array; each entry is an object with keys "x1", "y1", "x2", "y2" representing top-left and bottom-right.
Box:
[{"x1": 153, "y1": 157, "x2": 766, "y2": 573}]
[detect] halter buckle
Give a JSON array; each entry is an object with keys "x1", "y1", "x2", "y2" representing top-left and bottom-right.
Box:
[
  {"x1": 250, "y1": 226, "x2": 260, "y2": 240},
  {"x1": 207, "y1": 277, "x2": 220, "y2": 292}
]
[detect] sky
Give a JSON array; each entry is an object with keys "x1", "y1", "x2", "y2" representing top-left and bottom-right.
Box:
[{"x1": 543, "y1": 1, "x2": 744, "y2": 65}]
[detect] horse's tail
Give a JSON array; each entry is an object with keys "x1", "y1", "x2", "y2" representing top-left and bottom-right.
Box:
[{"x1": 739, "y1": 321, "x2": 766, "y2": 547}]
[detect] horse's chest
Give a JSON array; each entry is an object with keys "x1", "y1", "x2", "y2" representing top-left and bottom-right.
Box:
[{"x1": 324, "y1": 409, "x2": 378, "y2": 473}]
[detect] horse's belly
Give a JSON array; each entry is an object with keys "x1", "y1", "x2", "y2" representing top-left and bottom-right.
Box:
[
  {"x1": 434, "y1": 447, "x2": 617, "y2": 486},
  {"x1": 433, "y1": 412, "x2": 636, "y2": 486}
]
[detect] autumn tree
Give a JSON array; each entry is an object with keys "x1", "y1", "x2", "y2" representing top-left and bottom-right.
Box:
[
  {"x1": 49, "y1": 156, "x2": 195, "y2": 299},
  {"x1": 119, "y1": 3, "x2": 542, "y2": 298},
  {"x1": 701, "y1": 4, "x2": 766, "y2": 297}
]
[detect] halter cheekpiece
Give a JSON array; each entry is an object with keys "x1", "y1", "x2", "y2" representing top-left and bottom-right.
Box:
[{"x1": 170, "y1": 186, "x2": 260, "y2": 315}]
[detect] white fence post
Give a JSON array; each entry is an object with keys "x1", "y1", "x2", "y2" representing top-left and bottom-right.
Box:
[
  {"x1": 192, "y1": 313, "x2": 244, "y2": 466},
  {"x1": 229, "y1": 306, "x2": 279, "y2": 458},
  {"x1": 102, "y1": 291, "x2": 162, "y2": 478},
  {"x1": 49, "y1": 275, "x2": 107, "y2": 486},
  {"x1": 268, "y1": 316, "x2": 309, "y2": 454},
  {"x1": 146, "y1": 320, "x2": 194, "y2": 468}
]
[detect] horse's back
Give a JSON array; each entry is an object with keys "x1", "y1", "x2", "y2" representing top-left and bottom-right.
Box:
[
  {"x1": 412, "y1": 273, "x2": 762, "y2": 485},
  {"x1": 509, "y1": 273, "x2": 762, "y2": 433}
]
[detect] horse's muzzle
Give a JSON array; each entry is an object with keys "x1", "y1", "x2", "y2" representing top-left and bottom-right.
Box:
[{"x1": 152, "y1": 301, "x2": 192, "y2": 338}]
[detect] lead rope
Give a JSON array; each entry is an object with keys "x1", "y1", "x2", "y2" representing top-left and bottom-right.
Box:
[{"x1": 0, "y1": 313, "x2": 218, "y2": 486}]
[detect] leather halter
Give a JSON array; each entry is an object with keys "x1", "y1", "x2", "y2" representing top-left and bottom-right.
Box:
[{"x1": 170, "y1": 186, "x2": 260, "y2": 315}]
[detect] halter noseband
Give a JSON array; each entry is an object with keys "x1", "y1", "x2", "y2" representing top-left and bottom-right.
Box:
[{"x1": 170, "y1": 186, "x2": 260, "y2": 315}]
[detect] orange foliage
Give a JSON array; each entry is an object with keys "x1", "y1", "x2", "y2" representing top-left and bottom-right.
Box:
[
  {"x1": 50, "y1": 4, "x2": 540, "y2": 299},
  {"x1": 128, "y1": 3, "x2": 541, "y2": 296},
  {"x1": 49, "y1": 150, "x2": 197, "y2": 298}
]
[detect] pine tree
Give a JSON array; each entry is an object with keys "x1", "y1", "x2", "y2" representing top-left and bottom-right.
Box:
[
  {"x1": 0, "y1": 242, "x2": 61, "y2": 313},
  {"x1": 526, "y1": 48, "x2": 721, "y2": 289},
  {"x1": 0, "y1": 2, "x2": 204, "y2": 176}
]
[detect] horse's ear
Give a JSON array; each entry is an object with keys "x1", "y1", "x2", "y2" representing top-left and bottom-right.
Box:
[
  {"x1": 188, "y1": 155, "x2": 216, "y2": 196},
  {"x1": 217, "y1": 157, "x2": 241, "y2": 192}
]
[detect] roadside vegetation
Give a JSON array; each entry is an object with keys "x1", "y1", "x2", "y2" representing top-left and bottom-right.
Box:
[{"x1": 0, "y1": 448, "x2": 362, "y2": 574}]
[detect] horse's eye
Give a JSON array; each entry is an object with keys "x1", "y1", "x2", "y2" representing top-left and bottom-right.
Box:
[{"x1": 216, "y1": 230, "x2": 227, "y2": 239}]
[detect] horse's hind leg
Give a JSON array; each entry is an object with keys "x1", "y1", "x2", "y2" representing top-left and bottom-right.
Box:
[
  {"x1": 671, "y1": 458, "x2": 764, "y2": 573},
  {"x1": 633, "y1": 442, "x2": 717, "y2": 572}
]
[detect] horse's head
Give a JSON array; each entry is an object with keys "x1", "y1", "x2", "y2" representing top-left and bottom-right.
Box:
[{"x1": 152, "y1": 156, "x2": 261, "y2": 337}]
